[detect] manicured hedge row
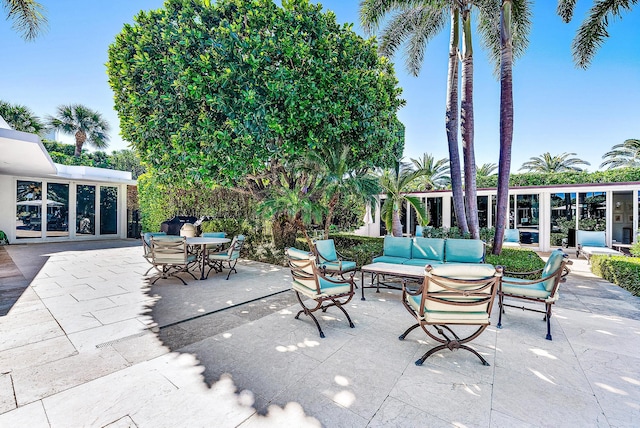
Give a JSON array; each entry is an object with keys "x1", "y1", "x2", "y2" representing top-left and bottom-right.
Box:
[
  {"x1": 476, "y1": 167, "x2": 640, "y2": 189},
  {"x1": 486, "y1": 247, "x2": 546, "y2": 278},
  {"x1": 590, "y1": 256, "x2": 640, "y2": 296}
]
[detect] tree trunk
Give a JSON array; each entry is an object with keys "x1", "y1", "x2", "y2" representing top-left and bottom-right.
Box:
[
  {"x1": 74, "y1": 129, "x2": 87, "y2": 157},
  {"x1": 392, "y1": 207, "x2": 403, "y2": 237},
  {"x1": 445, "y1": 8, "x2": 469, "y2": 235},
  {"x1": 460, "y1": 7, "x2": 479, "y2": 239},
  {"x1": 323, "y1": 192, "x2": 340, "y2": 239},
  {"x1": 272, "y1": 217, "x2": 298, "y2": 250},
  {"x1": 493, "y1": 1, "x2": 514, "y2": 255}
]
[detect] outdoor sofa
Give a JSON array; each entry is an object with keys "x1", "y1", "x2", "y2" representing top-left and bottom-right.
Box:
[{"x1": 372, "y1": 236, "x2": 486, "y2": 266}]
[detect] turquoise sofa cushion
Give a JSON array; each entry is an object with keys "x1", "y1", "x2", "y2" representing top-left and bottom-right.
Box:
[
  {"x1": 445, "y1": 239, "x2": 485, "y2": 263},
  {"x1": 372, "y1": 255, "x2": 410, "y2": 264},
  {"x1": 402, "y1": 258, "x2": 443, "y2": 267},
  {"x1": 576, "y1": 230, "x2": 606, "y2": 248},
  {"x1": 383, "y1": 236, "x2": 412, "y2": 259},
  {"x1": 412, "y1": 238, "x2": 445, "y2": 261}
]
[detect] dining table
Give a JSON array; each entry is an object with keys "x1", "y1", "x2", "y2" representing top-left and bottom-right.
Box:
[{"x1": 186, "y1": 236, "x2": 231, "y2": 280}]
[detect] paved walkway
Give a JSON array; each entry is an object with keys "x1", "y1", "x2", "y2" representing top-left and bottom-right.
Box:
[{"x1": 0, "y1": 240, "x2": 639, "y2": 427}]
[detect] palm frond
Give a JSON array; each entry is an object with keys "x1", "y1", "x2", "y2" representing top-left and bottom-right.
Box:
[
  {"x1": 4, "y1": 0, "x2": 48, "y2": 41},
  {"x1": 556, "y1": 0, "x2": 578, "y2": 23}
]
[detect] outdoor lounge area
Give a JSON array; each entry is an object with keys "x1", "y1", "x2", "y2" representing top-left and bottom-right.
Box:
[{"x1": 1, "y1": 240, "x2": 639, "y2": 427}]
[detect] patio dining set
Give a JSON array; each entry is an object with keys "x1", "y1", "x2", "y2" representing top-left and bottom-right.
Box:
[{"x1": 142, "y1": 227, "x2": 246, "y2": 284}]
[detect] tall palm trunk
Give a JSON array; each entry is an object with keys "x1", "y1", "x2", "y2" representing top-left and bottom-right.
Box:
[
  {"x1": 460, "y1": 6, "x2": 479, "y2": 239},
  {"x1": 323, "y1": 192, "x2": 340, "y2": 239},
  {"x1": 493, "y1": 0, "x2": 514, "y2": 255},
  {"x1": 74, "y1": 129, "x2": 87, "y2": 157},
  {"x1": 445, "y1": 8, "x2": 469, "y2": 235},
  {"x1": 392, "y1": 206, "x2": 403, "y2": 237}
]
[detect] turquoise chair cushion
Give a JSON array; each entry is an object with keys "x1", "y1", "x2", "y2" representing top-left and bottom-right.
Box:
[
  {"x1": 383, "y1": 236, "x2": 412, "y2": 259},
  {"x1": 320, "y1": 260, "x2": 357, "y2": 272},
  {"x1": 203, "y1": 232, "x2": 226, "y2": 238},
  {"x1": 372, "y1": 255, "x2": 410, "y2": 264},
  {"x1": 415, "y1": 225, "x2": 423, "y2": 237},
  {"x1": 430, "y1": 263, "x2": 495, "y2": 280},
  {"x1": 576, "y1": 230, "x2": 605, "y2": 247},
  {"x1": 504, "y1": 229, "x2": 520, "y2": 243},
  {"x1": 314, "y1": 239, "x2": 338, "y2": 262},
  {"x1": 412, "y1": 238, "x2": 445, "y2": 261},
  {"x1": 402, "y1": 259, "x2": 443, "y2": 267},
  {"x1": 540, "y1": 249, "x2": 566, "y2": 291},
  {"x1": 501, "y1": 277, "x2": 551, "y2": 299},
  {"x1": 445, "y1": 239, "x2": 485, "y2": 263},
  {"x1": 143, "y1": 232, "x2": 166, "y2": 246}
]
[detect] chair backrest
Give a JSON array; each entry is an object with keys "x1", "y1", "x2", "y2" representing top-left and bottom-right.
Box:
[
  {"x1": 540, "y1": 249, "x2": 569, "y2": 292},
  {"x1": 576, "y1": 230, "x2": 606, "y2": 248},
  {"x1": 180, "y1": 223, "x2": 197, "y2": 237},
  {"x1": 411, "y1": 237, "x2": 445, "y2": 261},
  {"x1": 383, "y1": 236, "x2": 413, "y2": 259},
  {"x1": 143, "y1": 232, "x2": 167, "y2": 255},
  {"x1": 444, "y1": 239, "x2": 485, "y2": 263},
  {"x1": 226, "y1": 235, "x2": 246, "y2": 259},
  {"x1": 418, "y1": 264, "x2": 502, "y2": 319},
  {"x1": 151, "y1": 235, "x2": 187, "y2": 264},
  {"x1": 415, "y1": 225, "x2": 424, "y2": 237},
  {"x1": 313, "y1": 239, "x2": 338, "y2": 263},
  {"x1": 285, "y1": 247, "x2": 319, "y2": 293},
  {"x1": 203, "y1": 232, "x2": 226, "y2": 238},
  {"x1": 504, "y1": 229, "x2": 520, "y2": 243}
]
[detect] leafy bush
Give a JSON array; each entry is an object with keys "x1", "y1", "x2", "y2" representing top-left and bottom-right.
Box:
[
  {"x1": 591, "y1": 255, "x2": 640, "y2": 296},
  {"x1": 631, "y1": 242, "x2": 640, "y2": 257},
  {"x1": 486, "y1": 247, "x2": 546, "y2": 278},
  {"x1": 477, "y1": 167, "x2": 640, "y2": 188}
]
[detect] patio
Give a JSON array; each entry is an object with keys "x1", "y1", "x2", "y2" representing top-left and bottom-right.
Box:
[{"x1": 0, "y1": 240, "x2": 639, "y2": 427}]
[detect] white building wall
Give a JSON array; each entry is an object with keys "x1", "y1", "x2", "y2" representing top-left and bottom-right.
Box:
[{"x1": 0, "y1": 175, "x2": 13, "y2": 239}]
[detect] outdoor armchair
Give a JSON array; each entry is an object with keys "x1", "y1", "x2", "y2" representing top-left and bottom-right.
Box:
[
  {"x1": 576, "y1": 230, "x2": 622, "y2": 262},
  {"x1": 497, "y1": 249, "x2": 572, "y2": 340},
  {"x1": 400, "y1": 263, "x2": 502, "y2": 366},
  {"x1": 285, "y1": 247, "x2": 355, "y2": 338},
  {"x1": 312, "y1": 239, "x2": 357, "y2": 278},
  {"x1": 202, "y1": 231, "x2": 227, "y2": 252},
  {"x1": 142, "y1": 232, "x2": 167, "y2": 276},
  {"x1": 502, "y1": 228, "x2": 521, "y2": 247},
  {"x1": 149, "y1": 235, "x2": 197, "y2": 285},
  {"x1": 206, "y1": 234, "x2": 245, "y2": 280}
]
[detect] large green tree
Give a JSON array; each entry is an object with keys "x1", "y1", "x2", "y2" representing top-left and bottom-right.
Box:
[
  {"x1": 2, "y1": 0, "x2": 47, "y2": 40},
  {"x1": 0, "y1": 99, "x2": 45, "y2": 134},
  {"x1": 409, "y1": 153, "x2": 450, "y2": 190},
  {"x1": 47, "y1": 104, "x2": 110, "y2": 157},
  {"x1": 107, "y1": 0, "x2": 404, "y2": 192},
  {"x1": 557, "y1": 0, "x2": 637, "y2": 69},
  {"x1": 519, "y1": 152, "x2": 591, "y2": 172},
  {"x1": 600, "y1": 138, "x2": 640, "y2": 169}
]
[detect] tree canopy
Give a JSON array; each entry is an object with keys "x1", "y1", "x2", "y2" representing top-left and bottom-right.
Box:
[{"x1": 107, "y1": 0, "x2": 405, "y2": 188}]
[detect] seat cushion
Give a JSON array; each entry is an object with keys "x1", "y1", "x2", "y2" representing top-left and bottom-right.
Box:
[
  {"x1": 320, "y1": 260, "x2": 357, "y2": 272},
  {"x1": 293, "y1": 277, "x2": 351, "y2": 298},
  {"x1": 372, "y1": 255, "x2": 410, "y2": 264},
  {"x1": 445, "y1": 239, "x2": 485, "y2": 263},
  {"x1": 402, "y1": 258, "x2": 443, "y2": 267},
  {"x1": 581, "y1": 247, "x2": 622, "y2": 257},
  {"x1": 502, "y1": 277, "x2": 554, "y2": 300},
  {"x1": 411, "y1": 237, "x2": 445, "y2": 261},
  {"x1": 430, "y1": 263, "x2": 495, "y2": 280},
  {"x1": 406, "y1": 295, "x2": 489, "y2": 323},
  {"x1": 383, "y1": 236, "x2": 412, "y2": 259},
  {"x1": 314, "y1": 239, "x2": 338, "y2": 262},
  {"x1": 577, "y1": 230, "x2": 606, "y2": 248}
]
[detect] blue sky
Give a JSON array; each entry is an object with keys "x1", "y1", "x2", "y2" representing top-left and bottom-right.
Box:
[{"x1": 1, "y1": 1, "x2": 638, "y2": 172}]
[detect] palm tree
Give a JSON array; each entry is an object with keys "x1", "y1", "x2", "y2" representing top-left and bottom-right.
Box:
[
  {"x1": 600, "y1": 138, "x2": 640, "y2": 169},
  {"x1": 0, "y1": 99, "x2": 45, "y2": 134},
  {"x1": 47, "y1": 104, "x2": 110, "y2": 157},
  {"x1": 305, "y1": 145, "x2": 381, "y2": 239},
  {"x1": 476, "y1": 162, "x2": 498, "y2": 177},
  {"x1": 360, "y1": 0, "x2": 472, "y2": 236},
  {"x1": 379, "y1": 161, "x2": 429, "y2": 237},
  {"x1": 519, "y1": 152, "x2": 591, "y2": 173},
  {"x1": 410, "y1": 153, "x2": 450, "y2": 190},
  {"x1": 557, "y1": 0, "x2": 637, "y2": 69},
  {"x1": 2, "y1": 0, "x2": 47, "y2": 40}
]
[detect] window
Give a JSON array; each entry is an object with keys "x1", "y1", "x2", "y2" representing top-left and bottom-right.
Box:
[
  {"x1": 76, "y1": 185, "x2": 96, "y2": 235},
  {"x1": 47, "y1": 183, "x2": 69, "y2": 237},
  {"x1": 16, "y1": 180, "x2": 43, "y2": 239},
  {"x1": 100, "y1": 186, "x2": 118, "y2": 235}
]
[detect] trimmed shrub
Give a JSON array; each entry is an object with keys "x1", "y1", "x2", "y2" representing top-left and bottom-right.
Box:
[
  {"x1": 486, "y1": 247, "x2": 546, "y2": 278},
  {"x1": 591, "y1": 255, "x2": 640, "y2": 296}
]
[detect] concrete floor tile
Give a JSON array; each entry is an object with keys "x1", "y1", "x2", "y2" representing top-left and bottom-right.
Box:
[
  {"x1": 67, "y1": 318, "x2": 148, "y2": 351},
  {"x1": 367, "y1": 396, "x2": 451, "y2": 428},
  {"x1": 12, "y1": 347, "x2": 130, "y2": 405},
  {"x1": 42, "y1": 293, "x2": 118, "y2": 318},
  {"x1": 0, "y1": 373, "x2": 16, "y2": 414},
  {"x1": 0, "y1": 318, "x2": 64, "y2": 353},
  {"x1": 110, "y1": 331, "x2": 169, "y2": 365},
  {"x1": 0, "y1": 400, "x2": 49, "y2": 427},
  {"x1": 239, "y1": 401, "x2": 321, "y2": 428},
  {"x1": 489, "y1": 409, "x2": 537, "y2": 427},
  {"x1": 0, "y1": 335, "x2": 77, "y2": 373},
  {"x1": 55, "y1": 312, "x2": 103, "y2": 334}
]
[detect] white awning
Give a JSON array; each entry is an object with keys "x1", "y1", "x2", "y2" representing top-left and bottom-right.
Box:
[{"x1": 0, "y1": 115, "x2": 57, "y2": 176}]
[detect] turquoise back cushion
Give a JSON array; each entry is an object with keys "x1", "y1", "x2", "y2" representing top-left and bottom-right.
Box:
[
  {"x1": 415, "y1": 225, "x2": 423, "y2": 237},
  {"x1": 445, "y1": 239, "x2": 485, "y2": 263},
  {"x1": 314, "y1": 239, "x2": 338, "y2": 262},
  {"x1": 577, "y1": 230, "x2": 605, "y2": 248},
  {"x1": 143, "y1": 231, "x2": 166, "y2": 246},
  {"x1": 504, "y1": 229, "x2": 520, "y2": 243},
  {"x1": 541, "y1": 249, "x2": 566, "y2": 291},
  {"x1": 203, "y1": 232, "x2": 226, "y2": 238},
  {"x1": 383, "y1": 236, "x2": 412, "y2": 259},
  {"x1": 412, "y1": 238, "x2": 445, "y2": 261}
]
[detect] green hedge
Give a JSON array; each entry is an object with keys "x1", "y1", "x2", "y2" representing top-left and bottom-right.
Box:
[
  {"x1": 476, "y1": 167, "x2": 640, "y2": 189},
  {"x1": 486, "y1": 247, "x2": 546, "y2": 278},
  {"x1": 591, "y1": 255, "x2": 640, "y2": 296}
]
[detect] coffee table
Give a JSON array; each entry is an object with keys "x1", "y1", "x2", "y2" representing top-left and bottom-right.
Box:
[{"x1": 360, "y1": 262, "x2": 427, "y2": 300}]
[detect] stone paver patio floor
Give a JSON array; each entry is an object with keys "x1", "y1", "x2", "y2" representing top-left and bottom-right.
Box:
[{"x1": 1, "y1": 240, "x2": 639, "y2": 427}]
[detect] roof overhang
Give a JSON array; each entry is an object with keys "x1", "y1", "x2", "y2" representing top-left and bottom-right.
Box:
[{"x1": 0, "y1": 127, "x2": 57, "y2": 176}]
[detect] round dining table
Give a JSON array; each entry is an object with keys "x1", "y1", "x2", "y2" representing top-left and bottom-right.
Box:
[{"x1": 186, "y1": 236, "x2": 231, "y2": 280}]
